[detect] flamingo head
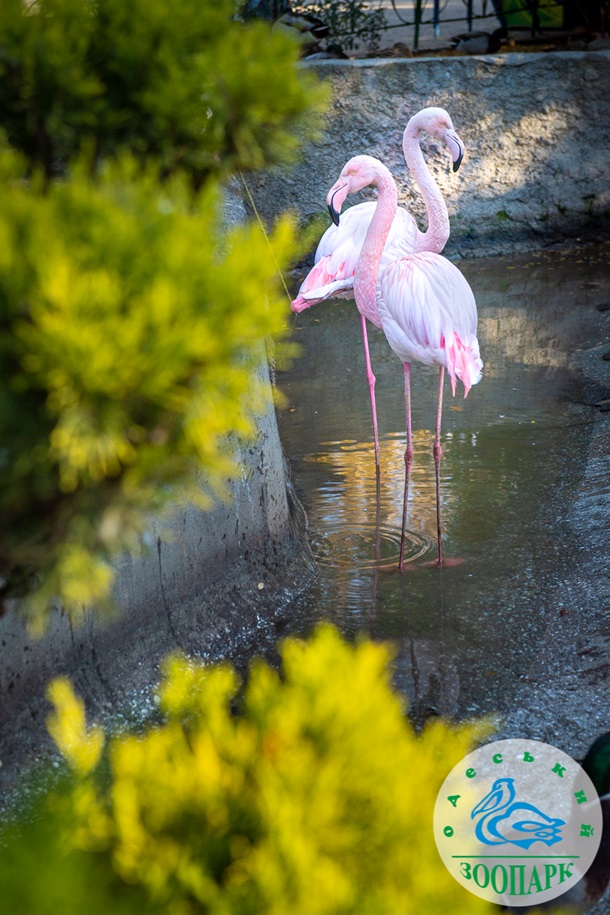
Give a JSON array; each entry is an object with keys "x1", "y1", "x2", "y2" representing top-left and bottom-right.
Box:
[
  {"x1": 326, "y1": 155, "x2": 391, "y2": 225},
  {"x1": 405, "y1": 106, "x2": 465, "y2": 172}
]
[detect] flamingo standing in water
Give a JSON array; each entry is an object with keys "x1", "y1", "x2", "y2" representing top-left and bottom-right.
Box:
[
  {"x1": 291, "y1": 108, "x2": 465, "y2": 473},
  {"x1": 326, "y1": 155, "x2": 482, "y2": 568}
]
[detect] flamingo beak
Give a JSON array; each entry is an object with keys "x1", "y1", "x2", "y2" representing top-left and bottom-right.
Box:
[
  {"x1": 328, "y1": 201, "x2": 341, "y2": 226},
  {"x1": 326, "y1": 181, "x2": 349, "y2": 226},
  {"x1": 445, "y1": 130, "x2": 465, "y2": 172}
]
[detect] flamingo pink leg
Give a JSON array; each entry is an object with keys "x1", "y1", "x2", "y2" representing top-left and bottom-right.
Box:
[
  {"x1": 398, "y1": 362, "x2": 413, "y2": 571},
  {"x1": 360, "y1": 313, "x2": 380, "y2": 474},
  {"x1": 434, "y1": 366, "x2": 445, "y2": 565}
]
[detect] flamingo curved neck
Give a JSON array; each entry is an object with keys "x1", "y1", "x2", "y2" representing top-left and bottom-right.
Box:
[
  {"x1": 353, "y1": 169, "x2": 397, "y2": 328},
  {"x1": 403, "y1": 124, "x2": 450, "y2": 254}
]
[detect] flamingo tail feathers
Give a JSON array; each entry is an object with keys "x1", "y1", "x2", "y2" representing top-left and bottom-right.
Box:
[{"x1": 444, "y1": 331, "x2": 483, "y2": 398}]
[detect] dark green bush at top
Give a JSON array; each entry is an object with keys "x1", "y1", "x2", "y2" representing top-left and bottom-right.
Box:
[{"x1": 0, "y1": 0, "x2": 326, "y2": 184}]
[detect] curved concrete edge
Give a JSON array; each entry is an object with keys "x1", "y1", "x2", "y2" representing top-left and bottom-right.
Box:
[
  {"x1": 0, "y1": 344, "x2": 316, "y2": 796},
  {"x1": 0, "y1": 181, "x2": 319, "y2": 794},
  {"x1": 249, "y1": 51, "x2": 610, "y2": 261}
]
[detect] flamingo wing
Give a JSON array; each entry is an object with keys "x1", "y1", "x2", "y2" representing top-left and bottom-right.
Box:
[
  {"x1": 314, "y1": 201, "x2": 376, "y2": 262},
  {"x1": 291, "y1": 203, "x2": 418, "y2": 311},
  {"x1": 316, "y1": 201, "x2": 418, "y2": 265},
  {"x1": 377, "y1": 251, "x2": 483, "y2": 397}
]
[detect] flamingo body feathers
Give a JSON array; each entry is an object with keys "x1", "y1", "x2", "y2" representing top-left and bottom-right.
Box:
[
  {"x1": 377, "y1": 250, "x2": 483, "y2": 396},
  {"x1": 292, "y1": 202, "x2": 418, "y2": 320}
]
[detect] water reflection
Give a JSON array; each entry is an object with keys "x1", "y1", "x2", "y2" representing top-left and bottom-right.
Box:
[
  {"x1": 305, "y1": 433, "x2": 446, "y2": 568},
  {"x1": 277, "y1": 245, "x2": 608, "y2": 723}
]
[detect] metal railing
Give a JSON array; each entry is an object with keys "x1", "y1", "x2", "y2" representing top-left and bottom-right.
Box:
[
  {"x1": 378, "y1": 0, "x2": 565, "y2": 50},
  {"x1": 263, "y1": 0, "x2": 572, "y2": 55}
]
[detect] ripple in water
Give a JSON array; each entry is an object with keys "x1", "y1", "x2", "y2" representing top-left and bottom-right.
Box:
[
  {"x1": 310, "y1": 520, "x2": 431, "y2": 570},
  {"x1": 302, "y1": 437, "x2": 439, "y2": 569}
]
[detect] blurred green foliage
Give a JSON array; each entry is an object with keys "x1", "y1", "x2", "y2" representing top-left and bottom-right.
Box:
[
  {"x1": 0, "y1": 0, "x2": 326, "y2": 184},
  {"x1": 0, "y1": 626, "x2": 495, "y2": 914},
  {"x1": 0, "y1": 151, "x2": 297, "y2": 617},
  {"x1": 0, "y1": 0, "x2": 329, "y2": 617}
]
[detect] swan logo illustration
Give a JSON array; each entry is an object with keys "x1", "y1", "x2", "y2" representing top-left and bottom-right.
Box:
[
  {"x1": 471, "y1": 777, "x2": 565, "y2": 849},
  {"x1": 433, "y1": 738, "x2": 603, "y2": 907}
]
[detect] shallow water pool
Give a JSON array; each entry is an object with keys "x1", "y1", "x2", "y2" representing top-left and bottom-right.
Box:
[{"x1": 275, "y1": 244, "x2": 609, "y2": 726}]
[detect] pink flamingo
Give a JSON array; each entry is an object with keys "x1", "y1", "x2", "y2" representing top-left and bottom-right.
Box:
[
  {"x1": 326, "y1": 155, "x2": 482, "y2": 568},
  {"x1": 291, "y1": 108, "x2": 464, "y2": 473}
]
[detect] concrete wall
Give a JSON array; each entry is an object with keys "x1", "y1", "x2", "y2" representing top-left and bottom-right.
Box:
[
  {"x1": 0, "y1": 341, "x2": 312, "y2": 794},
  {"x1": 0, "y1": 182, "x2": 319, "y2": 793},
  {"x1": 249, "y1": 51, "x2": 610, "y2": 258}
]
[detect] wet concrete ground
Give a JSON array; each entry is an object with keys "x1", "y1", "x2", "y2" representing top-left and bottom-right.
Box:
[{"x1": 277, "y1": 241, "x2": 610, "y2": 910}]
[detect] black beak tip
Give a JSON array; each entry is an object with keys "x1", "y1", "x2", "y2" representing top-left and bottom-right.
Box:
[
  {"x1": 328, "y1": 203, "x2": 340, "y2": 226},
  {"x1": 452, "y1": 152, "x2": 464, "y2": 173}
]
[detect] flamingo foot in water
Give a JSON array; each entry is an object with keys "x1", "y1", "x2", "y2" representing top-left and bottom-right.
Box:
[
  {"x1": 420, "y1": 556, "x2": 466, "y2": 568},
  {"x1": 377, "y1": 555, "x2": 466, "y2": 574},
  {"x1": 377, "y1": 561, "x2": 416, "y2": 574}
]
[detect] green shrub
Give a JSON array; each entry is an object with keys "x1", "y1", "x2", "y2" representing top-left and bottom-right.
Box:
[
  {"x1": 0, "y1": 150, "x2": 299, "y2": 618},
  {"x1": 0, "y1": 0, "x2": 326, "y2": 184},
  {"x1": 0, "y1": 626, "x2": 494, "y2": 914},
  {"x1": 0, "y1": 0, "x2": 329, "y2": 617}
]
